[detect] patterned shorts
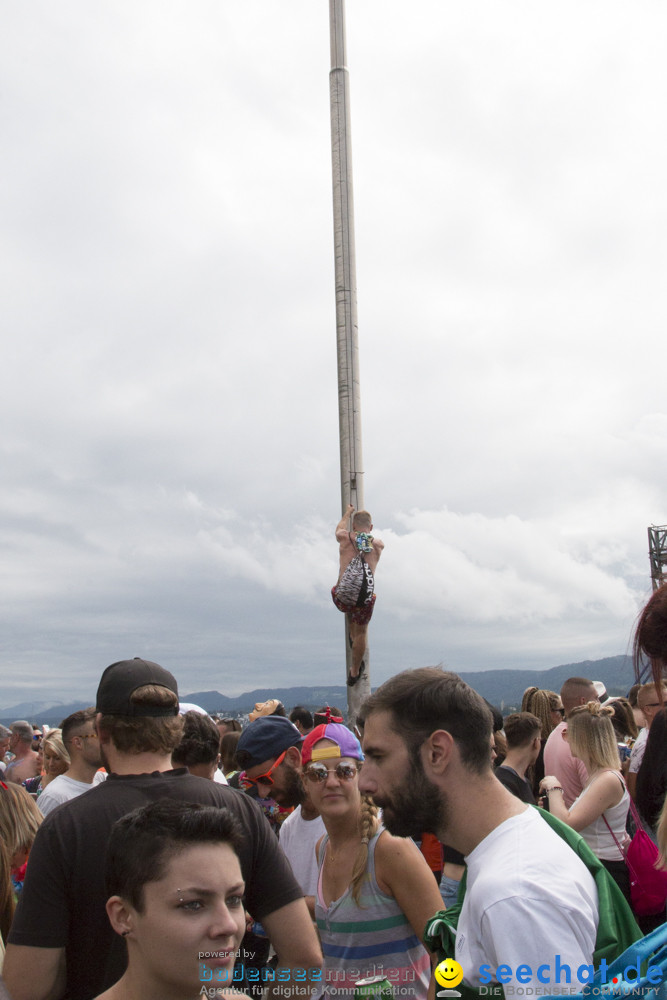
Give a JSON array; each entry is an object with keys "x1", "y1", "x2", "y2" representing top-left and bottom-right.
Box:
[{"x1": 331, "y1": 587, "x2": 376, "y2": 626}]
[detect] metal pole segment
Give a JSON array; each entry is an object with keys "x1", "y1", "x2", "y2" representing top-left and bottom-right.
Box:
[{"x1": 328, "y1": 0, "x2": 369, "y2": 718}]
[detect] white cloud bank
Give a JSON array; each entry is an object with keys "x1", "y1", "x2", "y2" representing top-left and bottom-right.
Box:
[{"x1": 0, "y1": 2, "x2": 665, "y2": 702}]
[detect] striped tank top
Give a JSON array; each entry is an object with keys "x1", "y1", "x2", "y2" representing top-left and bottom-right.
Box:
[{"x1": 315, "y1": 830, "x2": 431, "y2": 999}]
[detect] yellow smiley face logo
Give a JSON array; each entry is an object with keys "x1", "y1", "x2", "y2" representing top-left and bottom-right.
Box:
[{"x1": 435, "y1": 959, "x2": 464, "y2": 989}]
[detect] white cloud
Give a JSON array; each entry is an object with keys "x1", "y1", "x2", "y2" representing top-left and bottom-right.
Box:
[
  {"x1": 383, "y1": 507, "x2": 638, "y2": 623},
  {"x1": 0, "y1": 1, "x2": 665, "y2": 702}
]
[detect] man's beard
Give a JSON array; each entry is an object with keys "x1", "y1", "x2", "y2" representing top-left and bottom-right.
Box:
[
  {"x1": 373, "y1": 756, "x2": 448, "y2": 840},
  {"x1": 276, "y1": 764, "x2": 306, "y2": 808}
]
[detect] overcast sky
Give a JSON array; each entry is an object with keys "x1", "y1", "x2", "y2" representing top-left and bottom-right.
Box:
[{"x1": 1, "y1": 2, "x2": 665, "y2": 706}]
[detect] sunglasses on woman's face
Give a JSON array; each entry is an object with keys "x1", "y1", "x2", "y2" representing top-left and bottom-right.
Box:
[{"x1": 304, "y1": 762, "x2": 358, "y2": 783}]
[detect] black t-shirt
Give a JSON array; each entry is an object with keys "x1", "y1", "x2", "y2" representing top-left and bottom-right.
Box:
[
  {"x1": 9, "y1": 769, "x2": 303, "y2": 1000},
  {"x1": 495, "y1": 764, "x2": 536, "y2": 805}
]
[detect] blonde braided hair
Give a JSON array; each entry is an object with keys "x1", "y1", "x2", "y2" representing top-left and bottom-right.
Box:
[{"x1": 349, "y1": 793, "x2": 380, "y2": 905}]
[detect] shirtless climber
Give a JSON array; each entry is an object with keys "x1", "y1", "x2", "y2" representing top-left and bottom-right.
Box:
[{"x1": 331, "y1": 504, "x2": 384, "y2": 686}]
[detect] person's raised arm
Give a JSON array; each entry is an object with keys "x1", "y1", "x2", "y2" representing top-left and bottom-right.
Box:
[
  {"x1": 335, "y1": 504, "x2": 355, "y2": 541},
  {"x1": 540, "y1": 771, "x2": 624, "y2": 832}
]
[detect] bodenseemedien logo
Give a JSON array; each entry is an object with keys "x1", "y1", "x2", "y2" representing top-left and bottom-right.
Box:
[{"x1": 435, "y1": 958, "x2": 464, "y2": 997}]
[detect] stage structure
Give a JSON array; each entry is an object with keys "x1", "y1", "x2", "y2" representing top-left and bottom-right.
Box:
[
  {"x1": 648, "y1": 525, "x2": 667, "y2": 591},
  {"x1": 634, "y1": 524, "x2": 667, "y2": 683}
]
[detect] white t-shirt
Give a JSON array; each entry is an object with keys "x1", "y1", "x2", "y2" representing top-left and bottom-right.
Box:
[
  {"x1": 457, "y1": 807, "x2": 598, "y2": 991},
  {"x1": 628, "y1": 727, "x2": 648, "y2": 774},
  {"x1": 38, "y1": 775, "x2": 95, "y2": 816},
  {"x1": 278, "y1": 805, "x2": 326, "y2": 896}
]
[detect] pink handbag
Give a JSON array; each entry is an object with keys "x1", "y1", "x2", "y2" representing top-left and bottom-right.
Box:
[{"x1": 604, "y1": 790, "x2": 667, "y2": 916}]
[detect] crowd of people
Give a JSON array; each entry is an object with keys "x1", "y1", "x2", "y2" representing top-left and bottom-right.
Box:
[{"x1": 1, "y1": 585, "x2": 667, "y2": 998}]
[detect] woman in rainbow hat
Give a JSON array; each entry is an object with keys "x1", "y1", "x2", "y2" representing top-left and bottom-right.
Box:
[{"x1": 301, "y1": 722, "x2": 441, "y2": 998}]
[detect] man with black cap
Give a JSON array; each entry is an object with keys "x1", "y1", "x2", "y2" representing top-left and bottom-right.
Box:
[
  {"x1": 236, "y1": 715, "x2": 306, "y2": 808},
  {"x1": 4, "y1": 658, "x2": 321, "y2": 1000}
]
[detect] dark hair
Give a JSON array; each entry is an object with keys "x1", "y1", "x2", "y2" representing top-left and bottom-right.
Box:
[
  {"x1": 289, "y1": 707, "x2": 313, "y2": 730},
  {"x1": 504, "y1": 712, "x2": 541, "y2": 749},
  {"x1": 220, "y1": 731, "x2": 241, "y2": 774},
  {"x1": 105, "y1": 800, "x2": 242, "y2": 911},
  {"x1": 607, "y1": 698, "x2": 638, "y2": 742},
  {"x1": 98, "y1": 685, "x2": 183, "y2": 755},
  {"x1": 171, "y1": 712, "x2": 220, "y2": 767},
  {"x1": 485, "y1": 700, "x2": 504, "y2": 733},
  {"x1": 636, "y1": 709, "x2": 667, "y2": 830},
  {"x1": 634, "y1": 587, "x2": 667, "y2": 693},
  {"x1": 61, "y1": 707, "x2": 96, "y2": 745},
  {"x1": 360, "y1": 667, "x2": 494, "y2": 775},
  {"x1": 217, "y1": 718, "x2": 242, "y2": 734}
]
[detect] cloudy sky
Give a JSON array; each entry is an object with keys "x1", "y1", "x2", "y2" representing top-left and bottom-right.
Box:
[{"x1": 1, "y1": 2, "x2": 665, "y2": 706}]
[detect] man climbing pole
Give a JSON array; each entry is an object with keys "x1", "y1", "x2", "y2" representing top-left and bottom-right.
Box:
[{"x1": 331, "y1": 504, "x2": 384, "y2": 686}]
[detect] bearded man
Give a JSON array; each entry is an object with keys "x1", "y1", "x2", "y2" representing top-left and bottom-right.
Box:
[{"x1": 358, "y1": 668, "x2": 606, "y2": 995}]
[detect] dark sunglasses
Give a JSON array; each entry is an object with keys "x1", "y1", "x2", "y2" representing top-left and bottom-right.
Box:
[{"x1": 304, "y1": 762, "x2": 358, "y2": 783}]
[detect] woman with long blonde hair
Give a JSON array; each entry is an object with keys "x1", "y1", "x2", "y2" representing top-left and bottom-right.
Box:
[
  {"x1": 540, "y1": 702, "x2": 630, "y2": 902},
  {"x1": 0, "y1": 838, "x2": 15, "y2": 948},
  {"x1": 301, "y1": 722, "x2": 442, "y2": 999},
  {"x1": 23, "y1": 729, "x2": 70, "y2": 801},
  {"x1": 0, "y1": 782, "x2": 43, "y2": 896}
]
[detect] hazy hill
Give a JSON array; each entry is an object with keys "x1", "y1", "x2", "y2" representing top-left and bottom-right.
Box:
[
  {"x1": 0, "y1": 654, "x2": 636, "y2": 725},
  {"x1": 181, "y1": 655, "x2": 635, "y2": 715}
]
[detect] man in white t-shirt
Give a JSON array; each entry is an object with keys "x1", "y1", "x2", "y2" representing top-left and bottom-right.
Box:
[
  {"x1": 38, "y1": 707, "x2": 103, "y2": 816},
  {"x1": 359, "y1": 668, "x2": 601, "y2": 994},
  {"x1": 279, "y1": 790, "x2": 325, "y2": 918}
]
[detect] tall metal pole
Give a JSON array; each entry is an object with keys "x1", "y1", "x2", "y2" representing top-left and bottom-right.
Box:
[{"x1": 329, "y1": 0, "x2": 369, "y2": 717}]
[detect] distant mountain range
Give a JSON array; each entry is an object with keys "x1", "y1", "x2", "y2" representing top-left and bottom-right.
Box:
[{"x1": 0, "y1": 654, "x2": 639, "y2": 726}]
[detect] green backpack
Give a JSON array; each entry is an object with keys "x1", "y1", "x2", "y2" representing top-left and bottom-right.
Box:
[{"x1": 423, "y1": 808, "x2": 642, "y2": 1000}]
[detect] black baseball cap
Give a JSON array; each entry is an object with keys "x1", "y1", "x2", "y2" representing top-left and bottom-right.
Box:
[
  {"x1": 96, "y1": 658, "x2": 179, "y2": 717},
  {"x1": 236, "y1": 716, "x2": 303, "y2": 769}
]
